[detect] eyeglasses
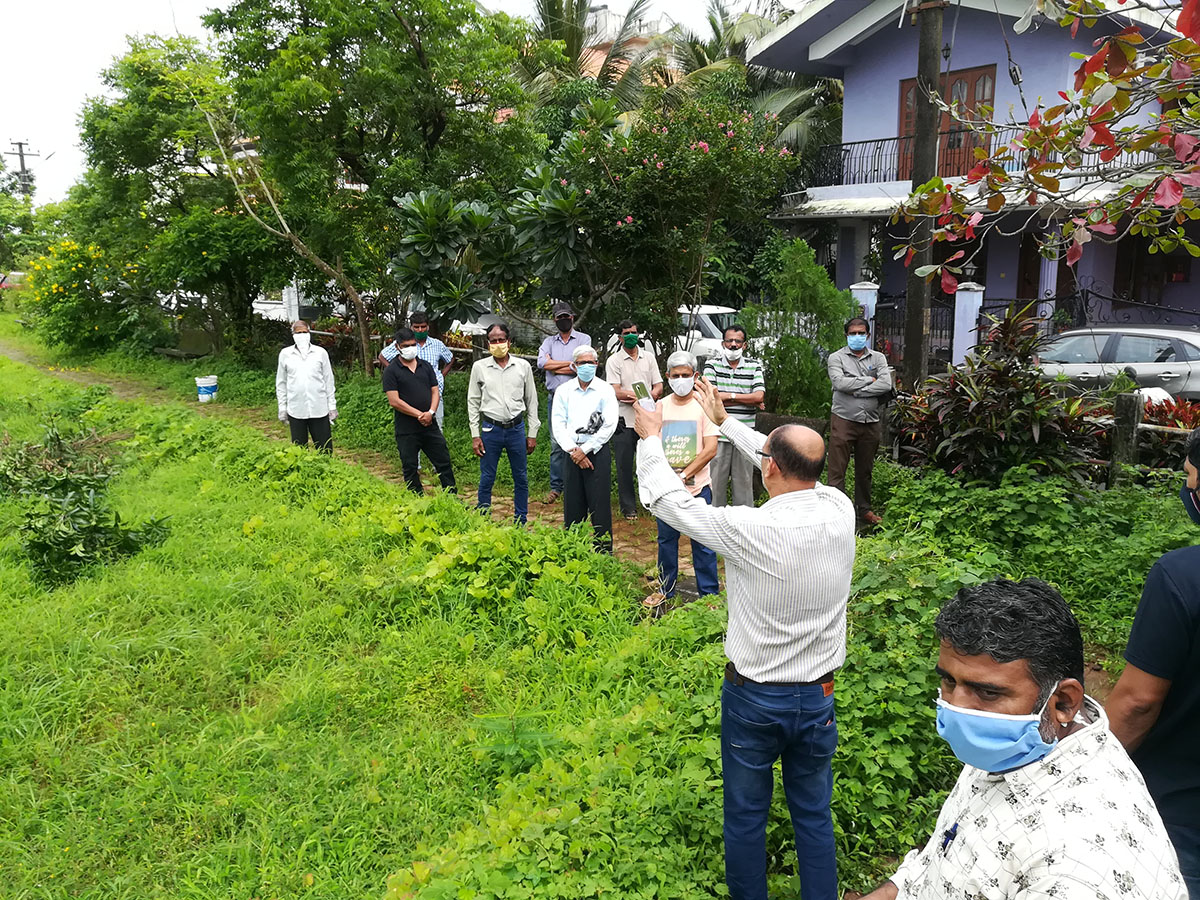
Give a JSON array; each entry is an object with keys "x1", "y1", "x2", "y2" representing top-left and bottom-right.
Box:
[{"x1": 755, "y1": 449, "x2": 772, "y2": 460}]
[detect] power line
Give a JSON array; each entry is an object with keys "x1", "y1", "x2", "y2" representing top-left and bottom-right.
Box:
[{"x1": 3, "y1": 141, "x2": 41, "y2": 197}]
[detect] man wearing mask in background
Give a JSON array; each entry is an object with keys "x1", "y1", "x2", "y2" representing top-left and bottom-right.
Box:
[
  {"x1": 1107, "y1": 429, "x2": 1200, "y2": 898},
  {"x1": 826, "y1": 317, "x2": 892, "y2": 528},
  {"x1": 858, "y1": 578, "x2": 1186, "y2": 900},
  {"x1": 537, "y1": 301, "x2": 591, "y2": 504},
  {"x1": 606, "y1": 319, "x2": 663, "y2": 520},
  {"x1": 382, "y1": 327, "x2": 457, "y2": 495},
  {"x1": 645, "y1": 350, "x2": 719, "y2": 611},
  {"x1": 551, "y1": 345, "x2": 617, "y2": 552},
  {"x1": 467, "y1": 322, "x2": 540, "y2": 525},
  {"x1": 276, "y1": 319, "x2": 337, "y2": 453},
  {"x1": 703, "y1": 325, "x2": 765, "y2": 507}
]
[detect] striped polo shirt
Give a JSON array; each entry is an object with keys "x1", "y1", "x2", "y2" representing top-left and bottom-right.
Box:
[{"x1": 703, "y1": 356, "x2": 765, "y2": 442}]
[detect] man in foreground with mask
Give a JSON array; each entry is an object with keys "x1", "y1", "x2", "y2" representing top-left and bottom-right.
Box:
[
  {"x1": 644, "y1": 350, "x2": 720, "y2": 611},
  {"x1": 551, "y1": 345, "x2": 616, "y2": 552},
  {"x1": 634, "y1": 378, "x2": 854, "y2": 900},
  {"x1": 859, "y1": 578, "x2": 1186, "y2": 900},
  {"x1": 1107, "y1": 429, "x2": 1200, "y2": 898},
  {"x1": 467, "y1": 322, "x2": 539, "y2": 524},
  {"x1": 276, "y1": 319, "x2": 337, "y2": 452},
  {"x1": 826, "y1": 317, "x2": 892, "y2": 527},
  {"x1": 703, "y1": 324, "x2": 765, "y2": 507}
]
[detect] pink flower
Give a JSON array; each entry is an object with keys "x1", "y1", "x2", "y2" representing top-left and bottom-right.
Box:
[
  {"x1": 656, "y1": 161, "x2": 663, "y2": 169},
  {"x1": 758, "y1": 145, "x2": 765, "y2": 153},
  {"x1": 625, "y1": 215, "x2": 633, "y2": 223},
  {"x1": 779, "y1": 147, "x2": 791, "y2": 157},
  {"x1": 617, "y1": 221, "x2": 625, "y2": 227},
  {"x1": 726, "y1": 130, "x2": 735, "y2": 137},
  {"x1": 698, "y1": 141, "x2": 710, "y2": 153},
  {"x1": 585, "y1": 188, "x2": 591, "y2": 195},
  {"x1": 661, "y1": 127, "x2": 668, "y2": 134},
  {"x1": 718, "y1": 122, "x2": 725, "y2": 127},
  {"x1": 643, "y1": 158, "x2": 649, "y2": 164},
  {"x1": 560, "y1": 179, "x2": 567, "y2": 185}
]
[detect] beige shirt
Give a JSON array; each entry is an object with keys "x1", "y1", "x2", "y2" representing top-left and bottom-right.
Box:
[
  {"x1": 605, "y1": 346, "x2": 663, "y2": 426},
  {"x1": 467, "y1": 355, "x2": 540, "y2": 439}
]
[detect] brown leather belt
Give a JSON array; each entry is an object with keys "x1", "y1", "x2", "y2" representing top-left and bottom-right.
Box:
[{"x1": 725, "y1": 661, "x2": 835, "y2": 690}]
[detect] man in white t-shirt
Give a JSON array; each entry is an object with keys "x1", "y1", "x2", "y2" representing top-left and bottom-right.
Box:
[{"x1": 647, "y1": 350, "x2": 720, "y2": 609}]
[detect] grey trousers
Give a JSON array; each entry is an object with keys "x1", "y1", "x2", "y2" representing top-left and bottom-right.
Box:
[{"x1": 711, "y1": 441, "x2": 754, "y2": 507}]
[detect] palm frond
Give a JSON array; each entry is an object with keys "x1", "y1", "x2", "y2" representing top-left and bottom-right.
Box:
[{"x1": 595, "y1": 0, "x2": 654, "y2": 88}]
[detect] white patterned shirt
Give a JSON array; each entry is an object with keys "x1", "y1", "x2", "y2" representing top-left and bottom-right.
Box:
[
  {"x1": 891, "y1": 699, "x2": 1186, "y2": 900},
  {"x1": 636, "y1": 416, "x2": 856, "y2": 682}
]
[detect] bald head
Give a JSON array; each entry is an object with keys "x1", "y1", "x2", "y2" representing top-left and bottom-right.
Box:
[{"x1": 765, "y1": 424, "x2": 826, "y2": 483}]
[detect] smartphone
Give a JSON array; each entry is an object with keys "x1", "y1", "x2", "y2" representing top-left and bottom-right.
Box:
[{"x1": 632, "y1": 381, "x2": 656, "y2": 411}]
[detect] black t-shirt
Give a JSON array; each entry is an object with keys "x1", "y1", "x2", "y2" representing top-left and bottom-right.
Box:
[
  {"x1": 382, "y1": 358, "x2": 438, "y2": 436},
  {"x1": 1124, "y1": 544, "x2": 1200, "y2": 828}
]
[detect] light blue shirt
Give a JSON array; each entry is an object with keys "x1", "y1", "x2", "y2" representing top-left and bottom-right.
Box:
[
  {"x1": 537, "y1": 330, "x2": 592, "y2": 391},
  {"x1": 551, "y1": 377, "x2": 618, "y2": 455}
]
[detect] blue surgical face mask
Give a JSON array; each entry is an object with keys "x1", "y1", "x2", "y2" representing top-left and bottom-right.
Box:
[
  {"x1": 935, "y1": 691, "x2": 1058, "y2": 773},
  {"x1": 1182, "y1": 479, "x2": 1200, "y2": 526},
  {"x1": 847, "y1": 334, "x2": 869, "y2": 352},
  {"x1": 575, "y1": 363, "x2": 597, "y2": 383}
]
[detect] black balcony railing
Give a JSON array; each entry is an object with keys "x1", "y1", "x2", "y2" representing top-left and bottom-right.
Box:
[{"x1": 806, "y1": 126, "x2": 1026, "y2": 187}]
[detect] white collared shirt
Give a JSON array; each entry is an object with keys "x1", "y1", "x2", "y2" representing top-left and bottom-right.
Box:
[
  {"x1": 276, "y1": 343, "x2": 337, "y2": 419},
  {"x1": 550, "y1": 377, "x2": 618, "y2": 454},
  {"x1": 636, "y1": 416, "x2": 856, "y2": 683},
  {"x1": 891, "y1": 699, "x2": 1187, "y2": 900}
]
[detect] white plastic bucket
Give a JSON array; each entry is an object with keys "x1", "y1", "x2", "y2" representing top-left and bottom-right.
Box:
[{"x1": 195, "y1": 375, "x2": 219, "y2": 403}]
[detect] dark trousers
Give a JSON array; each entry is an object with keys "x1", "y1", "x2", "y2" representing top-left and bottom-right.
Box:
[
  {"x1": 563, "y1": 442, "x2": 613, "y2": 552},
  {"x1": 1166, "y1": 823, "x2": 1200, "y2": 900},
  {"x1": 722, "y1": 678, "x2": 838, "y2": 900},
  {"x1": 288, "y1": 416, "x2": 332, "y2": 453},
  {"x1": 827, "y1": 414, "x2": 881, "y2": 518},
  {"x1": 612, "y1": 422, "x2": 638, "y2": 517},
  {"x1": 395, "y1": 426, "x2": 456, "y2": 494},
  {"x1": 477, "y1": 421, "x2": 529, "y2": 523},
  {"x1": 657, "y1": 485, "x2": 719, "y2": 598}
]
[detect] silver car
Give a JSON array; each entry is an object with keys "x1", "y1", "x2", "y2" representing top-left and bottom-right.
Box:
[{"x1": 1038, "y1": 326, "x2": 1200, "y2": 399}]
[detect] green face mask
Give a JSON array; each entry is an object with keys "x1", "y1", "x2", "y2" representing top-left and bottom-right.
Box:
[
  {"x1": 622, "y1": 333, "x2": 640, "y2": 349},
  {"x1": 413, "y1": 329, "x2": 428, "y2": 340}
]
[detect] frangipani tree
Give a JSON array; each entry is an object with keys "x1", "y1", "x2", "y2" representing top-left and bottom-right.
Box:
[{"x1": 894, "y1": 0, "x2": 1200, "y2": 295}]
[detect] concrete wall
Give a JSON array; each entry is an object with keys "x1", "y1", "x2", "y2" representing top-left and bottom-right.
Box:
[{"x1": 840, "y1": 9, "x2": 1119, "y2": 144}]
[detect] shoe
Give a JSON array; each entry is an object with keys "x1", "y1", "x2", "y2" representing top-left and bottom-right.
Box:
[
  {"x1": 861, "y1": 510, "x2": 882, "y2": 526},
  {"x1": 542, "y1": 490, "x2": 561, "y2": 504},
  {"x1": 623, "y1": 513, "x2": 638, "y2": 522}
]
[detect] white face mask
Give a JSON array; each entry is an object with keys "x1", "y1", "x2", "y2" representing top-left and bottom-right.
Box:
[
  {"x1": 293, "y1": 332, "x2": 311, "y2": 351},
  {"x1": 399, "y1": 345, "x2": 420, "y2": 361},
  {"x1": 723, "y1": 346, "x2": 743, "y2": 362},
  {"x1": 668, "y1": 376, "x2": 694, "y2": 397}
]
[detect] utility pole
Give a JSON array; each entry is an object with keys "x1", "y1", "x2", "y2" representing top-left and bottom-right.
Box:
[
  {"x1": 4, "y1": 141, "x2": 40, "y2": 197},
  {"x1": 902, "y1": 0, "x2": 945, "y2": 390}
]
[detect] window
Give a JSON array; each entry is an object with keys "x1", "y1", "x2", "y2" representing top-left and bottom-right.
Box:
[
  {"x1": 1179, "y1": 340, "x2": 1200, "y2": 361},
  {"x1": 1041, "y1": 333, "x2": 1105, "y2": 364},
  {"x1": 1112, "y1": 335, "x2": 1178, "y2": 364}
]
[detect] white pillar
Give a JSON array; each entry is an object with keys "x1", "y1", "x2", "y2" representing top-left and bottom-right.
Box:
[
  {"x1": 953, "y1": 282, "x2": 986, "y2": 365},
  {"x1": 850, "y1": 281, "x2": 880, "y2": 330},
  {"x1": 283, "y1": 279, "x2": 301, "y2": 322}
]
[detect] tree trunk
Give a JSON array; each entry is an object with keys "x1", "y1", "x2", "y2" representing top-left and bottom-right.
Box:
[{"x1": 284, "y1": 235, "x2": 373, "y2": 374}]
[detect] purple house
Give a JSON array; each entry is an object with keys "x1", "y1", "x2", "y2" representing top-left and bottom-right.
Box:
[{"x1": 750, "y1": 0, "x2": 1196, "y2": 352}]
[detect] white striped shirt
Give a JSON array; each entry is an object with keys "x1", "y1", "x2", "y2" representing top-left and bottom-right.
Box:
[{"x1": 637, "y1": 416, "x2": 856, "y2": 682}]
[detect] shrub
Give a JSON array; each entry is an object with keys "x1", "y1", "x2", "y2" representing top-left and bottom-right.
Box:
[
  {"x1": 893, "y1": 309, "x2": 1107, "y2": 483},
  {"x1": 1139, "y1": 396, "x2": 1199, "y2": 469},
  {"x1": 745, "y1": 238, "x2": 856, "y2": 417}
]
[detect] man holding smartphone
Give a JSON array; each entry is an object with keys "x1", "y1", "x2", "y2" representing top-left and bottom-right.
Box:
[{"x1": 606, "y1": 319, "x2": 662, "y2": 520}]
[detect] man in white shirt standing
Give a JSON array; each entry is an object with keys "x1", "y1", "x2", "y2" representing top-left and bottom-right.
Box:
[
  {"x1": 276, "y1": 320, "x2": 337, "y2": 453},
  {"x1": 859, "y1": 578, "x2": 1186, "y2": 900},
  {"x1": 634, "y1": 377, "x2": 855, "y2": 900},
  {"x1": 551, "y1": 345, "x2": 617, "y2": 553}
]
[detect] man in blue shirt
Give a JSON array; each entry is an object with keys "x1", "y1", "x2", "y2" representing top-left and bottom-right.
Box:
[
  {"x1": 537, "y1": 301, "x2": 591, "y2": 503},
  {"x1": 1108, "y1": 429, "x2": 1200, "y2": 899},
  {"x1": 551, "y1": 345, "x2": 617, "y2": 552}
]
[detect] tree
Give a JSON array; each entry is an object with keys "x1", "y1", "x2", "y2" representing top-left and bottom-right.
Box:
[
  {"x1": 0, "y1": 159, "x2": 36, "y2": 270},
  {"x1": 894, "y1": 0, "x2": 1200, "y2": 291},
  {"x1": 78, "y1": 36, "x2": 292, "y2": 349}
]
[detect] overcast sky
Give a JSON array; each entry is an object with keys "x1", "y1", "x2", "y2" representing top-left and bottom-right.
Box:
[{"x1": 1, "y1": 0, "x2": 744, "y2": 207}]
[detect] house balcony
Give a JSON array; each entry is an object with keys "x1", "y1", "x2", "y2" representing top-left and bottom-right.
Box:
[{"x1": 807, "y1": 125, "x2": 1026, "y2": 188}]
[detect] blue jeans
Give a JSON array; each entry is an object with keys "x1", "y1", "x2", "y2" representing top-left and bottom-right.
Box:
[
  {"x1": 547, "y1": 389, "x2": 565, "y2": 493},
  {"x1": 721, "y1": 678, "x2": 838, "y2": 900},
  {"x1": 477, "y1": 421, "x2": 529, "y2": 523},
  {"x1": 1167, "y1": 823, "x2": 1200, "y2": 899},
  {"x1": 657, "y1": 485, "x2": 719, "y2": 598}
]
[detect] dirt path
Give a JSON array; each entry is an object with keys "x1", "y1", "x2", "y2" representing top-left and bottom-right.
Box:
[{"x1": 0, "y1": 337, "x2": 680, "y2": 587}]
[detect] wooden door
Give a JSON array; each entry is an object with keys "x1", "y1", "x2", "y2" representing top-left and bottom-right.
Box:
[{"x1": 899, "y1": 66, "x2": 995, "y2": 181}]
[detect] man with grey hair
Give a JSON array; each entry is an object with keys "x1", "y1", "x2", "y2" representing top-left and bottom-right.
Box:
[
  {"x1": 645, "y1": 349, "x2": 720, "y2": 609},
  {"x1": 858, "y1": 577, "x2": 1186, "y2": 900},
  {"x1": 550, "y1": 344, "x2": 617, "y2": 552},
  {"x1": 276, "y1": 319, "x2": 337, "y2": 452},
  {"x1": 634, "y1": 378, "x2": 854, "y2": 900}
]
